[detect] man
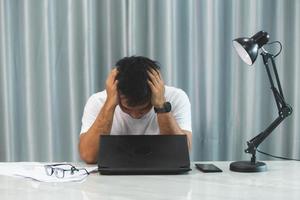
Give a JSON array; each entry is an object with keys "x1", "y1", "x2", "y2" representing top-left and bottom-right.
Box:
[{"x1": 79, "y1": 56, "x2": 192, "y2": 164}]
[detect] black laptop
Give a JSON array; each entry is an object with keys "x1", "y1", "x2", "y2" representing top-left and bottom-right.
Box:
[{"x1": 97, "y1": 135, "x2": 191, "y2": 175}]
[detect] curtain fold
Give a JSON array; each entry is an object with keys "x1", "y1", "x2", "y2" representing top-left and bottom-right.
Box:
[{"x1": 0, "y1": 0, "x2": 299, "y2": 162}]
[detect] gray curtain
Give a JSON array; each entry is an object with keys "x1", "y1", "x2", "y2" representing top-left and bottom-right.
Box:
[{"x1": 0, "y1": 0, "x2": 299, "y2": 162}]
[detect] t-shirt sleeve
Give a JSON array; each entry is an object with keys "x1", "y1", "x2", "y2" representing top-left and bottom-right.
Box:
[
  {"x1": 80, "y1": 94, "x2": 105, "y2": 134},
  {"x1": 170, "y1": 89, "x2": 192, "y2": 133}
]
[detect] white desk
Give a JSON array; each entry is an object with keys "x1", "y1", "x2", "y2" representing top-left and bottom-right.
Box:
[{"x1": 0, "y1": 161, "x2": 300, "y2": 200}]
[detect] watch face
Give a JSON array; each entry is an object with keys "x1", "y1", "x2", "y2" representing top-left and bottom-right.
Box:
[
  {"x1": 155, "y1": 102, "x2": 171, "y2": 113},
  {"x1": 164, "y1": 102, "x2": 171, "y2": 112}
]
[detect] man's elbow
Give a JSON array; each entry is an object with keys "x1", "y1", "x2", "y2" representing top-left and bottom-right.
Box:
[
  {"x1": 79, "y1": 150, "x2": 97, "y2": 164},
  {"x1": 79, "y1": 141, "x2": 97, "y2": 164}
]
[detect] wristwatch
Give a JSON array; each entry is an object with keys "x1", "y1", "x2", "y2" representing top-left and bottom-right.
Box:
[{"x1": 154, "y1": 102, "x2": 172, "y2": 113}]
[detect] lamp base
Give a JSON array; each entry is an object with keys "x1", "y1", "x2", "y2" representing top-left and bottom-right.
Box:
[{"x1": 230, "y1": 161, "x2": 267, "y2": 172}]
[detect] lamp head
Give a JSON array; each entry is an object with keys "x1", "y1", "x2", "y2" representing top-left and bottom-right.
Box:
[{"x1": 233, "y1": 31, "x2": 270, "y2": 65}]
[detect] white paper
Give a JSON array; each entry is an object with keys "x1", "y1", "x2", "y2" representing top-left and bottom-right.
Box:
[{"x1": 0, "y1": 162, "x2": 98, "y2": 183}]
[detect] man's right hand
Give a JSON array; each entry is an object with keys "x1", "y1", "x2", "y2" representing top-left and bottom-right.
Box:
[
  {"x1": 79, "y1": 68, "x2": 119, "y2": 164},
  {"x1": 105, "y1": 68, "x2": 119, "y2": 107}
]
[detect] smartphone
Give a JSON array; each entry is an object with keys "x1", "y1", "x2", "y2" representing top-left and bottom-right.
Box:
[{"x1": 195, "y1": 163, "x2": 223, "y2": 173}]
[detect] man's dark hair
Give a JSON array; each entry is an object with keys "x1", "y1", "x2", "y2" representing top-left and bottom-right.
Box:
[{"x1": 116, "y1": 56, "x2": 160, "y2": 107}]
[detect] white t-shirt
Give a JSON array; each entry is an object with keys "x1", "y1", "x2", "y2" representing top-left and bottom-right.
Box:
[{"x1": 80, "y1": 86, "x2": 192, "y2": 135}]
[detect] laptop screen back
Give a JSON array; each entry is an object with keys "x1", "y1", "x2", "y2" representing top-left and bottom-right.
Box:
[{"x1": 98, "y1": 135, "x2": 190, "y2": 170}]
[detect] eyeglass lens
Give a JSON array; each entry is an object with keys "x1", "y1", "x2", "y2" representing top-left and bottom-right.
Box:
[
  {"x1": 45, "y1": 166, "x2": 54, "y2": 176},
  {"x1": 54, "y1": 168, "x2": 65, "y2": 178}
]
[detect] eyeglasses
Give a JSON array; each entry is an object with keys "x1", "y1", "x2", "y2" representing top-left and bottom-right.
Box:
[{"x1": 44, "y1": 164, "x2": 90, "y2": 179}]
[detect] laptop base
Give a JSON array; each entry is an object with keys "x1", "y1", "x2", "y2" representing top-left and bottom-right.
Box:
[{"x1": 98, "y1": 167, "x2": 191, "y2": 175}]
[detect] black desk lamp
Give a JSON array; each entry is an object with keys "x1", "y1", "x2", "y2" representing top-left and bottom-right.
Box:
[{"x1": 230, "y1": 31, "x2": 293, "y2": 172}]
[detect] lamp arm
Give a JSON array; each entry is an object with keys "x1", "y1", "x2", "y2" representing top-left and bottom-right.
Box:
[
  {"x1": 270, "y1": 53, "x2": 285, "y2": 103},
  {"x1": 244, "y1": 52, "x2": 293, "y2": 161},
  {"x1": 262, "y1": 52, "x2": 289, "y2": 109},
  {"x1": 245, "y1": 115, "x2": 285, "y2": 156}
]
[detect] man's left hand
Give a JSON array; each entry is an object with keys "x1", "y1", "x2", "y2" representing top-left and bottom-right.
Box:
[{"x1": 147, "y1": 68, "x2": 166, "y2": 108}]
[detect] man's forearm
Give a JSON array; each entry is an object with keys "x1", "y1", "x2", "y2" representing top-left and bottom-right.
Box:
[
  {"x1": 79, "y1": 101, "x2": 116, "y2": 164},
  {"x1": 157, "y1": 113, "x2": 183, "y2": 134},
  {"x1": 157, "y1": 113, "x2": 192, "y2": 150}
]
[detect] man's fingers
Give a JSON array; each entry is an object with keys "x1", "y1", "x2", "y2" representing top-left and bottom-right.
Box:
[
  {"x1": 157, "y1": 70, "x2": 163, "y2": 81},
  {"x1": 147, "y1": 70, "x2": 155, "y2": 81},
  {"x1": 148, "y1": 68, "x2": 164, "y2": 85},
  {"x1": 148, "y1": 72, "x2": 160, "y2": 86},
  {"x1": 113, "y1": 79, "x2": 119, "y2": 86},
  {"x1": 149, "y1": 68, "x2": 159, "y2": 78},
  {"x1": 149, "y1": 67, "x2": 160, "y2": 77},
  {"x1": 148, "y1": 73, "x2": 164, "y2": 94},
  {"x1": 148, "y1": 69, "x2": 160, "y2": 83},
  {"x1": 107, "y1": 68, "x2": 119, "y2": 84},
  {"x1": 111, "y1": 68, "x2": 118, "y2": 77},
  {"x1": 147, "y1": 80, "x2": 155, "y2": 90}
]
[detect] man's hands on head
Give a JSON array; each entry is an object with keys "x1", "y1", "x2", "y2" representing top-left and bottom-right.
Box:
[
  {"x1": 107, "y1": 67, "x2": 166, "y2": 109},
  {"x1": 105, "y1": 68, "x2": 119, "y2": 108},
  {"x1": 147, "y1": 68, "x2": 166, "y2": 108}
]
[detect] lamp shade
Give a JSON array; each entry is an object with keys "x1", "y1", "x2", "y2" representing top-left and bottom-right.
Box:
[{"x1": 233, "y1": 31, "x2": 270, "y2": 65}]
